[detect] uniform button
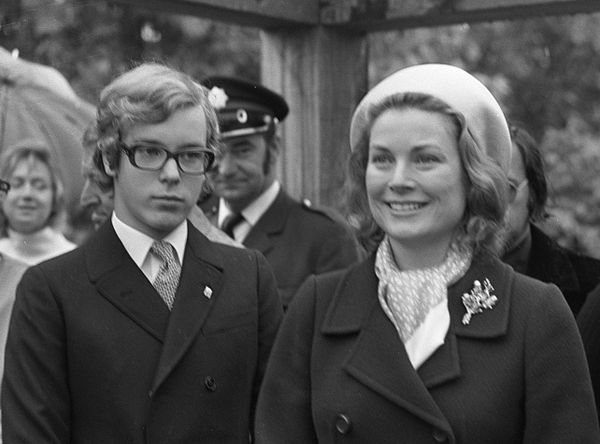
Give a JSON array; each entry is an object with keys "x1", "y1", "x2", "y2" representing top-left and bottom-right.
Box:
[
  {"x1": 432, "y1": 429, "x2": 447, "y2": 442},
  {"x1": 204, "y1": 376, "x2": 217, "y2": 392},
  {"x1": 335, "y1": 413, "x2": 352, "y2": 434}
]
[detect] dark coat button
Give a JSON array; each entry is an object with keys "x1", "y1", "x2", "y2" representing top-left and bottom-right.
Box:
[
  {"x1": 335, "y1": 413, "x2": 352, "y2": 434},
  {"x1": 432, "y1": 429, "x2": 448, "y2": 442},
  {"x1": 204, "y1": 376, "x2": 217, "y2": 392}
]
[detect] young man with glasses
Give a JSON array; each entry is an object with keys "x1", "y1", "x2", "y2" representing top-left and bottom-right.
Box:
[
  {"x1": 79, "y1": 122, "x2": 241, "y2": 249},
  {"x1": 2, "y1": 63, "x2": 282, "y2": 443},
  {"x1": 501, "y1": 124, "x2": 600, "y2": 315}
]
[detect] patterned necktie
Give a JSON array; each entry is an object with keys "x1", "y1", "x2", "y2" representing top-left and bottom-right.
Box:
[
  {"x1": 150, "y1": 240, "x2": 181, "y2": 310},
  {"x1": 221, "y1": 212, "x2": 244, "y2": 238}
]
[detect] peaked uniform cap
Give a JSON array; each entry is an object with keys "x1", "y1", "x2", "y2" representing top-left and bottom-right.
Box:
[
  {"x1": 203, "y1": 76, "x2": 289, "y2": 140},
  {"x1": 349, "y1": 63, "x2": 512, "y2": 173}
]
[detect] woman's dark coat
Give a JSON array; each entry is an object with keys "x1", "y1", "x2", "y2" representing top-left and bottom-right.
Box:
[{"x1": 256, "y1": 253, "x2": 599, "y2": 444}]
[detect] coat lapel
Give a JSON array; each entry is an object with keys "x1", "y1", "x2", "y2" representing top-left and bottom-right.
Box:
[
  {"x1": 418, "y1": 254, "x2": 512, "y2": 388},
  {"x1": 150, "y1": 224, "x2": 224, "y2": 391},
  {"x1": 416, "y1": 334, "x2": 461, "y2": 389},
  {"x1": 243, "y1": 189, "x2": 292, "y2": 254},
  {"x1": 87, "y1": 223, "x2": 170, "y2": 342},
  {"x1": 345, "y1": 305, "x2": 454, "y2": 434},
  {"x1": 448, "y1": 254, "x2": 512, "y2": 339},
  {"x1": 321, "y1": 253, "x2": 513, "y2": 432},
  {"x1": 322, "y1": 257, "x2": 453, "y2": 434}
]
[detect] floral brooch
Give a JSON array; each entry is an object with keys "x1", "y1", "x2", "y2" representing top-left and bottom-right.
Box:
[{"x1": 461, "y1": 278, "x2": 497, "y2": 325}]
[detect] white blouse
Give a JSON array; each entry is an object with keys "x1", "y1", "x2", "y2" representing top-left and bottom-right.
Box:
[{"x1": 0, "y1": 226, "x2": 76, "y2": 265}]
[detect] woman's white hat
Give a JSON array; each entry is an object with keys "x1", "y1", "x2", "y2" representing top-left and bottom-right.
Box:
[{"x1": 349, "y1": 64, "x2": 511, "y2": 173}]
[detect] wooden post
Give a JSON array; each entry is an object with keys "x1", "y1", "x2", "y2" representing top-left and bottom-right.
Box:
[{"x1": 261, "y1": 27, "x2": 367, "y2": 209}]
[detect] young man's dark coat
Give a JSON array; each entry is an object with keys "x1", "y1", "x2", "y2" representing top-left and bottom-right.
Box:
[{"x1": 2, "y1": 221, "x2": 282, "y2": 443}]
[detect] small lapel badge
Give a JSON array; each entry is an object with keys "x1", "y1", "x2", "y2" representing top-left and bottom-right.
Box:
[
  {"x1": 462, "y1": 278, "x2": 497, "y2": 325},
  {"x1": 203, "y1": 286, "x2": 213, "y2": 299}
]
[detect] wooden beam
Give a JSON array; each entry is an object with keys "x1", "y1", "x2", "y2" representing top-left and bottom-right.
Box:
[
  {"x1": 109, "y1": 0, "x2": 319, "y2": 28},
  {"x1": 111, "y1": 0, "x2": 600, "y2": 30},
  {"x1": 320, "y1": 0, "x2": 600, "y2": 32},
  {"x1": 261, "y1": 28, "x2": 368, "y2": 208}
]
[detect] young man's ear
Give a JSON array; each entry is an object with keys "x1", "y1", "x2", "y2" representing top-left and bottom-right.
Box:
[{"x1": 102, "y1": 153, "x2": 117, "y2": 178}]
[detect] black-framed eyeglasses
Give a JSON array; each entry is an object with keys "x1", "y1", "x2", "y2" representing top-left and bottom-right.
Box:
[
  {"x1": 118, "y1": 142, "x2": 215, "y2": 175},
  {"x1": 508, "y1": 178, "x2": 528, "y2": 202},
  {"x1": 0, "y1": 179, "x2": 10, "y2": 194}
]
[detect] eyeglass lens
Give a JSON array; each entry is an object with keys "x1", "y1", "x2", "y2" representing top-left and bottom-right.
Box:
[{"x1": 124, "y1": 145, "x2": 214, "y2": 174}]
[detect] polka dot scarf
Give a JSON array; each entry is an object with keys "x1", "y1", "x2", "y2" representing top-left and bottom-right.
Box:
[{"x1": 375, "y1": 236, "x2": 472, "y2": 343}]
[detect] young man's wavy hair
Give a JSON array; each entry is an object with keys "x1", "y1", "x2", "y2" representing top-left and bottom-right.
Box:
[
  {"x1": 96, "y1": 63, "x2": 220, "y2": 177},
  {"x1": 81, "y1": 122, "x2": 113, "y2": 192},
  {"x1": 344, "y1": 92, "x2": 508, "y2": 255}
]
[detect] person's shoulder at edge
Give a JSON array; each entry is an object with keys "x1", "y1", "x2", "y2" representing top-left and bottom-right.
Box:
[{"x1": 579, "y1": 282, "x2": 600, "y2": 323}]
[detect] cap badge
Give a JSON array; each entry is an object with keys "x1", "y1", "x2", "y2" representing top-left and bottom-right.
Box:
[
  {"x1": 208, "y1": 87, "x2": 228, "y2": 110},
  {"x1": 236, "y1": 109, "x2": 248, "y2": 124},
  {"x1": 461, "y1": 278, "x2": 497, "y2": 325}
]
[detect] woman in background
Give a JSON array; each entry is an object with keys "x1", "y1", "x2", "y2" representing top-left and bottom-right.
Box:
[
  {"x1": 0, "y1": 140, "x2": 75, "y2": 264},
  {"x1": 255, "y1": 64, "x2": 599, "y2": 443}
]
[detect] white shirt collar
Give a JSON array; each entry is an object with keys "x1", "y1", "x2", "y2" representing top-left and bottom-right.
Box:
[
  {"x1": 218, "y1": 180, "x2": 280, "y2": 227},
  {"x1": 111, "y1": 212, "x2": 187, "y2": 267}
]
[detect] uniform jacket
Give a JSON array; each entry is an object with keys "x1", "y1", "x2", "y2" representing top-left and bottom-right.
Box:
[
  {"x1": 2, "y1": 221, "x2": 283, "y2": 444},
  {"x1": 256, "y1": 253, "x2": 600, "y2": 444},
  {"x1": 202, "y1": 189, "x2": 361, "y2": 307},
  {"x1": 525, "y1": 224, "x2": 600, "y2": 315}
]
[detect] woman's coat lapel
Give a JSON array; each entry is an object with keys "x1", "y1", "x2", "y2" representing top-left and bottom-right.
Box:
[{"x1": 320, "y1": 253, "x2": 512, "y2": 432}]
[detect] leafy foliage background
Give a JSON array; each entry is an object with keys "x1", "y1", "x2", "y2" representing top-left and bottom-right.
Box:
[{"x1": 2, "y1": 1, "x2": 600, "y2": 257}]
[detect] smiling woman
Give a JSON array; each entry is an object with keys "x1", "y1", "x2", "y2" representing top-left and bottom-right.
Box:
[
  {"x1": 0, "y1": 140, "x2": 76, "y2": 265},
  {"x1": 255, "y1": 64, "x2": 600, "y2": 444}
]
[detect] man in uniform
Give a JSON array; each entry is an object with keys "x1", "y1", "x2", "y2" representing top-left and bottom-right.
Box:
[
  {"x1": 201, "y1": 76, "x2": 361, "y2": 308},
  {"x1": 2, "y1": 63, "x2": 281, "y2": 443}
]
